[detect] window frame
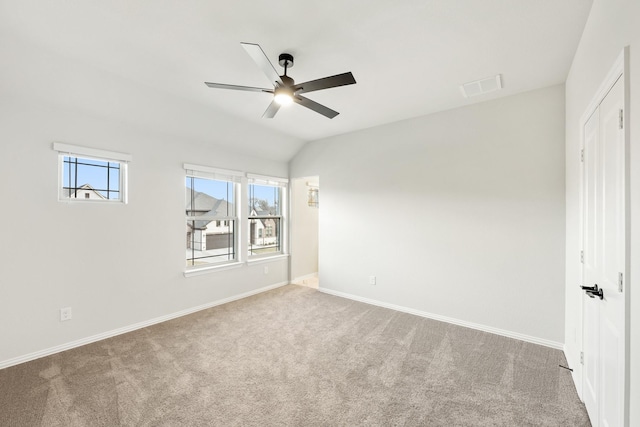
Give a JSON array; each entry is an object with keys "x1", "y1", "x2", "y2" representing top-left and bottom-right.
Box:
[
  {"x1": 247, "y1": 174, "x2": 288, "y2": 260},
  {"x1": 184, "y1": 163, "x2": 243, "y2": 272},
  {"x1": 53, "y1": 142, "x2": 131, "y2": 204}
]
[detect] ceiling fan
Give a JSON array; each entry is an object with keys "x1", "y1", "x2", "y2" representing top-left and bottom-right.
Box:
[{"x1": 204, "y1": 42, "x2": 356, "y2": 119}]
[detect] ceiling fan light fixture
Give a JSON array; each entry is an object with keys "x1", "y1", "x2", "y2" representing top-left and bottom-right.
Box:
[{"x1": 274, "y1": 87, "x2": 294, "y2": 105}]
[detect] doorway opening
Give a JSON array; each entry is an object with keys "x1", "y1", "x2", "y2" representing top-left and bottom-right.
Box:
[{"x1": 290, "y1": 177, "x2": 319, "y2": 289}]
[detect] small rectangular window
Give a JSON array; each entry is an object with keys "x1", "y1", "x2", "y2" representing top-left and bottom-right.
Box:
[
  {"x1": 62, "y1": 156, "x2": 122, "y2": 200},
  {"x1": 53, "y1": 142, "x2": 130, "y2": 203},
  {"x1": 248, "y1": 175, "x2": 287, "y2": 258}
]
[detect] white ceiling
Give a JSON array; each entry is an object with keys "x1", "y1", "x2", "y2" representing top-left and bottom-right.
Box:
[{"x1": 1, "y1": 0, "x2": 592, "y2": 160}]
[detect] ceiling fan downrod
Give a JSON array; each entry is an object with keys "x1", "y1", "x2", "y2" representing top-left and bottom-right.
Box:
[
  {"x1": 278, "y1": 53, "x2": 294, "y2": 75},
  {"x1": 278, "y1": 53, "x2": 295, "y2": 86}
]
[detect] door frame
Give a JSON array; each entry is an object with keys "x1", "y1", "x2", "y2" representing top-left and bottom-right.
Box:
[
  {"x1": 288, "y1": 176, "x2": 320, "y2": 286},
  {"x1": 576, "y1": 46, "x2": 630, "y2": 425}
]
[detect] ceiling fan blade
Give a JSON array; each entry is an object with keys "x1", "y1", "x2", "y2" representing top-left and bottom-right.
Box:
[
  {"x1": 241, "y1": 42, "x2": 283, "y2": 86},
  {"x1": 205, "y1": 82, "x2": 273, "y2": 93},
  {"x1": 292, "y1": 72, "x2": 356, "y2": 94},
  {"x1": 294, "y1": 95, "x2": 339, "y2": 119},
  {"x1": 262, "y1": 100, "x2": 281, "y2": 118}
]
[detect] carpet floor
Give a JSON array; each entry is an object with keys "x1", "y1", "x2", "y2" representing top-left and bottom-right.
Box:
[{"x1": 0, "y1": 285, "x2": 590, "y2": 426}]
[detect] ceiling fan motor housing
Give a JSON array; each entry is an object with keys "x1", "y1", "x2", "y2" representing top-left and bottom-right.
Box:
[{"x1": 280, "y1": 75, "x2": 295, "y2": 87}]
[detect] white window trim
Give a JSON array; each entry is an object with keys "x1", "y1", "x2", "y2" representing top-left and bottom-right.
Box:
[
  {"x1": 53, "y1": 142, "x2": 133, "y2": 163},
  {"x1": 182, "y1": 168, "x2": 290, "y2": 277},
  {"x1": 53, "y1": 142, "x2": 130, "y2": 204},
  {"x1": 183, "y1": 261, "x2": 244, "y2": 277},
  {"x1": 185, "y1": 164, "x2": 242, "y2": 271},
  {"x1": 184, "y1": 163, "x2": 243, "y2": 183},
  {"x1": 247, "y1": 173, "x2": 289, "y2": 185},
  {"x1": 247, "y1": 174, "x2": 288, "y2": 259},
  {"x1": 246, "y1": 253, "x2": 289, "y2": 265}
]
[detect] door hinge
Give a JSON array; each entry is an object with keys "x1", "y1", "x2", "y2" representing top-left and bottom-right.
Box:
[
  {"x1": 580, "y1": 250, "x2": 584, "y2": 263},
  {"x1": 580, "y1": 149, "x2": 584, "y2": 162},
  {"x1": 619, "y1": 272, "x2": 623, "y2": 293},
  {"x1": 580, "y1": 351, "x2": 584, "y2": 365},
  {"x1": 619, "y1": 109, "x2": 624, "y2": 129}
]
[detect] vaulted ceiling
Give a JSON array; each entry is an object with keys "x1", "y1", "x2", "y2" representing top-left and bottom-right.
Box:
[{"x1": 1, "y1": 0, "x2": 592, "y2": 161}]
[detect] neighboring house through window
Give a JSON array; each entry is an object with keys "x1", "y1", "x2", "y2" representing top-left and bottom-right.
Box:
[
  {"x1": 248, "y1": 174, "x2": 288, "y2": 257},
  {"x1": 184, "y1": 164, "x2": 241, "y2": 269},
  {"x1": 53, "y1": 142, "x2": 131, "y2": 203}
]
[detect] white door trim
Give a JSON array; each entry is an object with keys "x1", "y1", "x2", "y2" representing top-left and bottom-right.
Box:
[
  {"x1": 576, "y1": 46, "x2": 630, "y2": 426},
  {"x1": 579, "y1": 50, "x2": 626, "y2": 127}
]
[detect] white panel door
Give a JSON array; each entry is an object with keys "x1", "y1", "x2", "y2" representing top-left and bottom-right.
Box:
[
  {"x1": 582, "y1": 107, "x2": 600, "y2": 421},
  {"x1": 582, "y1": 76, "x2": 625, "y2": 427}
]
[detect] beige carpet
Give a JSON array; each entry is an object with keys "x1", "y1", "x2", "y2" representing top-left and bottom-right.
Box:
[{"x1": 0, "y1": 285, "x2": 590, "y2": 426}]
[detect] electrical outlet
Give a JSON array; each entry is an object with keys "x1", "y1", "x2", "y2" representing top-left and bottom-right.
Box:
[
  {"x1": 60, "y1": 307, "x2": 72, "y2": 322},
  {"x1": 369, "y1": 276, "x2": 376, "y2": 285},
  {"x1": 264, "y1": 266, "x2": 269, "y2": 275}
]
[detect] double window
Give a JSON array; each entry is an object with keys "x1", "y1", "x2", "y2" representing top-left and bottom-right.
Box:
[
  {"x1": 54, "y1": 142, "x2": 131, "y2": 203},
  {"x1": 184, "y1": 166, "x2": 288, "y2": 272},
  {"x1": 185, "y1": 164, "x2": 241, "y2": 268}
]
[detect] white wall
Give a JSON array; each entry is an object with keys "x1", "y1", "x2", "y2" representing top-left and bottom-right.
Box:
[
  {"x1": 291, "y1": 85, "x2": 566, "y2": 345},
  {"x1": 290, "y1": 177, "x2": 319, "y2": 281},
  {"x1": 0, "y1": 33, "x2": 297, "y2": 366},
  {"x1": 564, "y1": 0, "x2": 639, "y2": 424}
]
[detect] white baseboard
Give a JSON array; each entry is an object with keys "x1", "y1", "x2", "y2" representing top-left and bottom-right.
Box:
[
  {"x1": 0, "y1": 281, "x2": 289, "y2": 370},
  {"x1": 318, "y1": 287, "x2": 564, "y2": 350}
]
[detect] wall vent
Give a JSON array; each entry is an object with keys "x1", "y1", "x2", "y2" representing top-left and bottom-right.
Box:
[{"x1": 460, "y1": 75, "x2": 503, "y2": 98}]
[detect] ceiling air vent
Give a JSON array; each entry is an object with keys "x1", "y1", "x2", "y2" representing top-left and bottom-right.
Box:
[{"x1": 460, "y1": 75, "x2": 502, "y2": 98}]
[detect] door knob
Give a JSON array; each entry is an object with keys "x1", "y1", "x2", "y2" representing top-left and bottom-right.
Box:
[
  {"x1": 582, "y1": 284, "x2": 604, "y2": 300},
  {"x1": 586, "y1": 288, "x2": 604, "y2": 300}
]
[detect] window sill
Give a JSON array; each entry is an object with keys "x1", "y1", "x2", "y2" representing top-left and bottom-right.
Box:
[
  {"x1": 184, "y1": 261, "x2": 243, "y2": 278},
  {"x1": 59, "y1": 199, "x2": 127, "y2": 205},
  {"x1": 184, "y1": 254, "x2": 289, "y2": 277},
  {"x1": 247, "y1": 254, "x2": 289, "y2": 265}
]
